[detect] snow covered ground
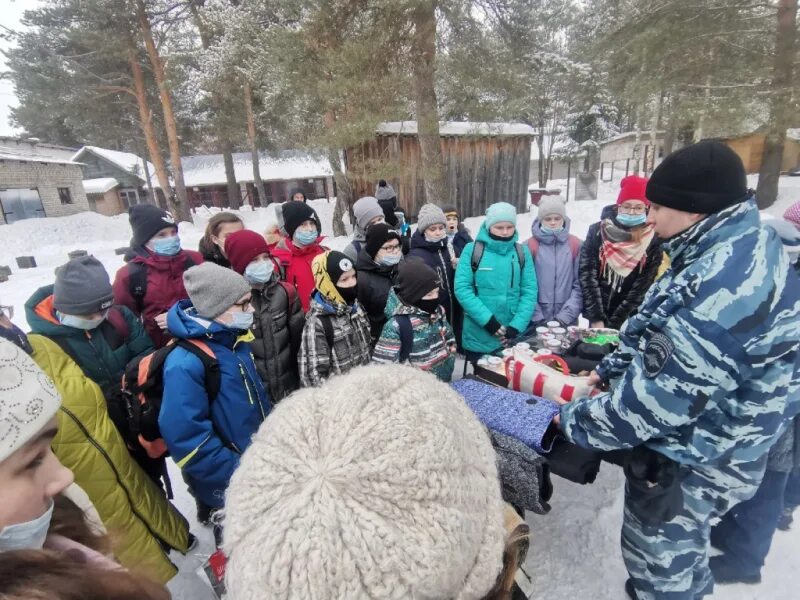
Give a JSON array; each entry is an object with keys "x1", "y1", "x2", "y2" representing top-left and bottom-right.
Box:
[{"x1": 1, "y1": 177, "x2": 798, "y2": 599}]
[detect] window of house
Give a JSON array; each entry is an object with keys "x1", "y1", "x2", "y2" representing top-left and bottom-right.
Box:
[{"x1": 58, "y1": 187, "x2": 73, "y2": 205}]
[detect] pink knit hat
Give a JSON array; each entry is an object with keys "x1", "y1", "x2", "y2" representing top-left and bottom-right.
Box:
[{"x1": 784, "y1": 201, "x2": 800, "y2": 229}]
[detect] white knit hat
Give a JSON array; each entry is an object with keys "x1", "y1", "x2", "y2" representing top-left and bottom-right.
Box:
[
  {"x1": 0, "y1": 338, "x2": 61, "y2": 462},
  {"x1": 223, "y1": 364, "x2": 505, "y2": 600},
  {"x1": 417, "y1": 203, "x2": 447, "y2": 233}
]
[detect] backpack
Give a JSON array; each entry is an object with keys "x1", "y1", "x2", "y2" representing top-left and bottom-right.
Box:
[
  {"x1": 470, "y1": 240, "x2": 526, "y2": 273},
  {"x1": 526, "y1": 236, "x2": 581, "y2": 261},
  {"x1": 116, "y1": 339, "x2": 222, "y2": 460},
  {"x1": 393, "y1": 314, "x2": 414, "y2": 362},
  {"x1": 128, "y1": 254, "x2": 197, "y2": 314}
]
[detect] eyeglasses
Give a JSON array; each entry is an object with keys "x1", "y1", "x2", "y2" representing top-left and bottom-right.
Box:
[
  {"x1": 618, "y1": 204, "x2": 648, "y2": 215},
  {"x1": 233, "y1": 299, "x2": 252, "y2": 312},
  {"x1": 0, "y1": 305, "x2": 13, "y2": 319},
  {"x1": 380, "y1": 243, "x2": 402, "y2": 253}
]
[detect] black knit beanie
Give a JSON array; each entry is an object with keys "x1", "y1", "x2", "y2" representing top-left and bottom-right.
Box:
[
  {"x1": 646, "y1": 141, "x2": 749, "y2": 214},
  {"x1": 129, "y1": 204, "x2": 177, "y2": 248},
  {"x1": 282, "y1": 202, "x2": 320, "y2": 238},
  {"x1": 325, "y1": 250, "x2": 354, "y2": 285},
  {"x1": 365, "y1": 222, "x2": 401, "y2": 258},
  {"x1": 395, "y1": 258, "x2": 439, "y2": 305}
]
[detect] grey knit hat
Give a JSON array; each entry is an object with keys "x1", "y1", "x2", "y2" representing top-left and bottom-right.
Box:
[
  {"x1": 375, "y1": 179, "x2": 397, "y2": 201},
  {"x1": 353, "y1": 196, "x2": 384, "y2": 232},
  {"x1": 183, "y1": 263, "x2": 252, "y2": 320},
  {"x1": 537, "y1": 196, "x2": 566, "y2": 220},
  {"x1": 223, "y1": 364, "x2": 506, "y2": 600},
  {"x1": 417, "y1": 203, "x2": 447, "y2": 234},
  {"x1": 54, "y1": 256, "x2": 114, "y2": 315}
]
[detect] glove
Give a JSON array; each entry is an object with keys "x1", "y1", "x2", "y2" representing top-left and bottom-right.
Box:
[
  {"x1": 505, "y1": 327, "x2": 519, "y2": 340},
  {"x1": 484, "y1": 316, "x2": 503, "y2": 335}
]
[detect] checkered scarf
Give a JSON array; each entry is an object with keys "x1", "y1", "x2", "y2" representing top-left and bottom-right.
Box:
[
  {"x1": 784, "y1": 201, "x2": 800, "y2": 229},
  {"x1": 599, "y1": 220, "x2": 655, "y2": 288}
]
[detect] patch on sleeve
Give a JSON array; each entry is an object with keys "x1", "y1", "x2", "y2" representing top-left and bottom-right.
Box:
[{"x1": 643, "y1": 333, "x2": 674, "y2": 378}]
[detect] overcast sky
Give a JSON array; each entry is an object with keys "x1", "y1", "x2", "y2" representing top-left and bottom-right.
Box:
[{"x1": 0, "y1": 0, "x2": 42, "y2": 137}]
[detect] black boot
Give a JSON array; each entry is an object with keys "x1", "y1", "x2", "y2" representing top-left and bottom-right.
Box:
[
  {"x1": 624, "y1": 579, "x2": 640, "y2": 600},
  {"x1": 777, "y1": 506, "x2": 794, "y2": 531},
  {"x1": 709, "y1": 555, "x2": 761, "y2": 585}
]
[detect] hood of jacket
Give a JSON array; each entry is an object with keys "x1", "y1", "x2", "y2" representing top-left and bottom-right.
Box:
[
  {"x1": 384, "y1": 287, "x2": 444, "y2": 321},
  {"x1": 764, "y1": 218, "x2": 800, "y2": 265},
  {"x1": 409, "y1": 228, "x2": 448, "y2": 252},
  {"x1": 309, "y1": 291, "x2": 359, "y2": 318},
  {"x1": 599, "y1": 204, "x2": 617, "y2": 221},
  {"x1": 25, "y1": 285, "x2": 76, "y2": 338},
  {"x1": 531, "y1": 217, "x2": 574, "y2": 245},
  {"x1": 355, "y1": 248, "x2": 398, "y2": 275},
  {"x1": 475, "y1": 221, "x2": 520, "y2": 255},
  {"x1": 166, "y1": 299, "x2": 247, "y2": 348}
]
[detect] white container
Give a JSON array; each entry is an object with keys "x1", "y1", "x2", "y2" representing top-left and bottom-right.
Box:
[
  {"x1": 487, "y1": 356, "x2": 503, "y2": 366},
  {"x1": 536, "y1": 348, "x2": 551, "y2": 356},
  {"x1": 535, "y1": 326, "x2": 549, "y2": 335},
  {"x1": 547, "y1": 321, "x2": 561, "y2": 330},
  {"x1": 546, "y1": 339, "x2": 562, "y2": 351},
  {"x1": 501, "y1": 348, "x2": 514, "y2": 359},
  {"x1": 551, "y1": 327, "x2": 567, "y2": 337},
  {"x1": 515, "y1": 342, "x2": 531, "y2": 352}
]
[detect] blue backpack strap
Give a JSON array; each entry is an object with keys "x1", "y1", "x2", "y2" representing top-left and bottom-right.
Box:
[{"x1": 394, "y1": 314, "x2": 413, "y2": 362}]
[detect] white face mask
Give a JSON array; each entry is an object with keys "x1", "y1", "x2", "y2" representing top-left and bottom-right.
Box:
[
  {"x1": 0, "y1": 500, "x2": 53, "y2": 551},
  {"x1": 244, "y1": 260, "x2": 275, "y2": 284}
]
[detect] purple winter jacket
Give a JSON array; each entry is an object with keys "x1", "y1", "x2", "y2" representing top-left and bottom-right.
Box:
[{"x1": 529, "y1": 218, "x2": 583, "y2": 325}]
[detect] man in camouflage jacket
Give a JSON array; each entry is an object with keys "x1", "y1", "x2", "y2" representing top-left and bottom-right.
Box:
[{"x1": 558, "y1": 141, "x2": 800, "y2": 600}]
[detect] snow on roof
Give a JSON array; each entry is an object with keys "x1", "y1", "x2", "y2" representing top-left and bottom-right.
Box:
[
  {"x1": 0, "y1": 142, "x2": 82, "y2": 166},
  {"x1": 72, "y1": 146, "x2": 156, "y2": 181},
  {"x1": 181, "y1": 151, "x2": 333, "y2": 188},
  {"x1": 377, "y1": 121, "x2": 537, "y2": 137},
  {"x1": 83, "y1": 177, "x2": 119, "y2": 194},
  {"x1": 787, "y1": 129, "x2": 800, "y2": 141},
  {"x1": 600, "y1": 130, "x2": 666, "y2": 146}
]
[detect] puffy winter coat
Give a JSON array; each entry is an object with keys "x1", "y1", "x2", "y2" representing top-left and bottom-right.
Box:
[
  {"x1": 298, "y1": 291, "x2": 372, "y2": 387},
  {"x1": 579, "y1": 218, "x2": 662, "y2": 329},
  {"x1": 271, "y1": 236, "x2": 325, "y2": 312},
  {"x1": 28, "y1": 334, "x2": 190, "y2": 584},
  {"x1": 454, "y1": 223, "x2": 538, "y2": 355},
  {"x1": 160, "y1": 300, "x2": 272, "y2": 509},
  {"x1": 250, "y1": 278, "x2": 305, "y2": 401},
  {"x1": 112, "y1": 247, "x2": 204, "y2": 348},
  {"x1": 355, "y1": 249, "x2": 398, "y2": 342},
  {"x1": 451, "y1": 225, "x2": 473, "y2": 257},
  {"x1": 561, "y1": 200, "x2": 800, "y2": 482},
  {"x1": 407, "y1": 229, "x2": 456, "y2": 323},
  {"x1": 26, "y1": 285, "x2": 154, "y2": 391},
  {"x1": 527, "y1": 218, "x2": 583, "y2": 325},
  {"x1": 372, "y1": 289, "x2": 456, "y2": 382}
]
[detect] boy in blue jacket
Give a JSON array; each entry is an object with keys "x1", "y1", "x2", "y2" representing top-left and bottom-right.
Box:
[{"x1": 160, "y1": 263, "x2": 271, "y2": 525}]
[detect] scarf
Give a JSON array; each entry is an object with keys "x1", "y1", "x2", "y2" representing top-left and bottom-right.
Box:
[{"x1": 599, "y1": 220, "x2": 655, "y2": 290}]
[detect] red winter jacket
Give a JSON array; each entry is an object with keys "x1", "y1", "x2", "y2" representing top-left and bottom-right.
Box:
[
  {"x1": 112, "y1": 248, "x2": 204, "y2": 348},
  {"x1": 271, "y1": 237, "x2": 325, "y2": 312}
]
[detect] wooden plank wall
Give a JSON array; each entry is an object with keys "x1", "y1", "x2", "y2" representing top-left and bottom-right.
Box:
[{"x1": 345, "y1": 134, "x2": 532, "y2": 220}]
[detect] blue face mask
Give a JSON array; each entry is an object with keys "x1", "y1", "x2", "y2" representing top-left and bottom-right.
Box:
[
  {"x1": 0, "y1": 501, "x2": 53, "y2": 551},
  {"x1": 617, "y1": 213, "x2": 647, "y2": 227},
  {"x1": 379, "y1": 254, "x2": 402, "y2": 267},
  {"x1": 293, "y1": 229, "x2": 318, "y2": 247},
  {"x1": 151, "y1": 235, "x2": 181, "y2": 256},
  {"x1": 57, "y1": 311, "x2": 105, "y2": 330},
  {"x1": 227, "y1": 311, "x2": 254, "y2": 331},
  {"x1": 245, "y1": 260, "x2": 275, "y2": 284},
  {"x1": 540, "y1": 224, "x2": 564, "y2": 235}
]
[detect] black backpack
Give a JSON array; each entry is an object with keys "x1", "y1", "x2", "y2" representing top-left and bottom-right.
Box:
[{"x1": 470, "y1": 240, "x2": 525, "y2": 273}]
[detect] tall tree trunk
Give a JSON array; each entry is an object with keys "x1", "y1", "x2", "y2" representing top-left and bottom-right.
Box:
[
  {"x1": 694, "y1": 72, "x2": 713, "y2": 143},
  {"x1": 663, "y1": 91, "x2": 679, "y2": 156},
  {"x1": 325, "y1": 110, "x2": 351, "y2": 237},
  {"x1": 757, "y1": 0, "x2": 798, "y2": 209},
  {"x1": 648, "y1": 93, "x2": 663, "y2": 174},
  {"x1": 411, "y1": 0, "x2": 447, "y2": 205},
  {"x1": 243, "y1": 80, "x2": 268, "y2": 206},
  {"x1": 134, "y1": 0, "x2": 191, "y2": 222},
  {"x1": 632, "y1": 108, "x2": 643, "y2": 174},
  {"x1": 536, "y1": 126, "x2": 545, "y2": 187},
  {"x1": 221, "y1": 140, "x2": 240, "y2": 209},
  {"x1": 129, "y1": 51, "x2": 175, "y2": 214}
]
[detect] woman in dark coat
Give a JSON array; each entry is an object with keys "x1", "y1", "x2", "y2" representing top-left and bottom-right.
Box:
[{"x1": 579, "y1": 176, "x2": 662, "y2": 330}]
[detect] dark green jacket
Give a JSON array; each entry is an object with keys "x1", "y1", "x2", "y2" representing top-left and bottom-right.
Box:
[{"x1": 25, "y1": 285, "x2": 154, "y2": 391}]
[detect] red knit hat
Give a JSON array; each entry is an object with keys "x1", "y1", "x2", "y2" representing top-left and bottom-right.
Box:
[
  {"x1": 784, "y1": 201, "x2": 800, "y2": 229},
  {"x1": 617, "y1": 175, "x2": 651, "y2": 207},
  {"x1": 225, "y1": 229, "x2": 270, "y2": 275}
]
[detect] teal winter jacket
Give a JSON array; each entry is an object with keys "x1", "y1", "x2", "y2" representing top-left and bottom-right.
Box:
[{"x1": 454, "y1": 223, "x2": 538, "y2": 354}]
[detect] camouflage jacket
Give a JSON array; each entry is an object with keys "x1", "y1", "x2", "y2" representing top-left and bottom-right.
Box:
[{"x1": 560, "y1": 200, "x2": 800, "y2": 475}]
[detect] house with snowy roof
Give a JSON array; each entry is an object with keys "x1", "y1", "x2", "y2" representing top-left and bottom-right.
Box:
[
  {"x1": 0, "y1": 137, "x2": 90, "y2": 225},
  {"x1": 345, "y1": 121, "x2": 536, "y2": 218},
  {"x1": 181, "y1": 151, "x2": 335, "y2": 208},
  {"x1": 72, "y1": 146, "x2": 159, "y2": 216}
]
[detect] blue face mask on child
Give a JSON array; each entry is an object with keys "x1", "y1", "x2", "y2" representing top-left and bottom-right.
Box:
[
  {"x1": 293, "y1": 230, "x2": 318, "y2": 247},
  {"x1": 151, "y1": 235, "x2": 181, "y2": 256},
  {"x1": 228, "y1": 311, "x2": 254, "y2": 331},
  {"x1": 0, "y1": 501, "x2": 53, "y2": 551},
  {"x1": 379, "y1": 254, "x2": 402, "y2": 267},
  {"x1": 244, "y1": 260, "x2": 275, "y2": 284},
  {"x1": 540, "y1": 224, "x2": 564, "y2": 235},
  {"x1": 617, "y1": 213, "x2": 647, "y2": 227},
  {"x1": 57, "y1": 311, "x2": 105, "y2": 330}
]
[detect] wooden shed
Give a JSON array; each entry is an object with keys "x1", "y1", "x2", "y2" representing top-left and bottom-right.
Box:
[
  {"x1": 344, "y1": 121, "x2": 536, "y2": 219},
  {"x1": 719, "y1": 129, "x2": 800, "y2": 174}
]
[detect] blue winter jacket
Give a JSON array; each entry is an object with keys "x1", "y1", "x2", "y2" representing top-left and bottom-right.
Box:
[
  {"x1": 560, "y1": 200, "x2": 800, "y2": 480},
  {"x1": 160, "y1": 300, "x2": 272, "y2": 509},
  {"x1": 528, "y1": 218, "x2": 583, "y2": 325},
  {"x1": 454, "y1": 222, "x2": 538, "y2": 354}
]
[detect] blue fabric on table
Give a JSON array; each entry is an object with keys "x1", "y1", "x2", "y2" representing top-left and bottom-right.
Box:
[{"x1": 451, "y1": 378, "x2": 560, "y2": 454}]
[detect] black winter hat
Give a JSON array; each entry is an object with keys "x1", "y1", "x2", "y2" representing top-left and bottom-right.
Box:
[
  {"x1": 289, "y1": 187, "x2": 307, "y2": 202},
  {"x1": 282, "y1": 201, "x2": 321, "y2": 238},
  {"x1": 54, "y1": 256, "x2": 114, "y2": 315},
  {"x1": 325, "y1": 250, "x2": 355, "y2": 285},
  {"x1": 364, "y1": 222, "x2": 401, "y2": 259},
  {"x1": 129, "y1": 204, "x2": 177, "y2": 248},
  {"x1": 646, "y1": 141, "x2": 749, "y2": 214},
  {"x1": 396, "y1": 258, "x2": 439, "y2": 305}
]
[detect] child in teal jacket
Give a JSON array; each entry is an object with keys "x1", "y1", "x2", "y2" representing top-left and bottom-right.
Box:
[{"x1": 454, "y1": 202, "x2": 538, "y2": 358}]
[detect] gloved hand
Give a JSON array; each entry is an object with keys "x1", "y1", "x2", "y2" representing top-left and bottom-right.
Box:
[
  {"x1": 484, "y1": 316, "x2": 505, "y2": 337},
  {"x1": 505, "y1": 326, "x2": 519, "y2": 341}
]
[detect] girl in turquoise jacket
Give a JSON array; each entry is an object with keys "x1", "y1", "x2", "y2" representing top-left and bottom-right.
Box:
[{"x1": 454, "y1": 202, "x2": 538, "y2": 357}]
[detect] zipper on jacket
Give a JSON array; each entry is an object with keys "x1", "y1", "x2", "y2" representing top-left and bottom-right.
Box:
[
  {"x1": 238, "y1": 362, "x2": 266, "y2": 420},
  {"x1": 59, "y1": 405, "x2": 181, "y2": 559},
  {"x1": 85, "y1": 331, "x2": 115, "y2": 385}
]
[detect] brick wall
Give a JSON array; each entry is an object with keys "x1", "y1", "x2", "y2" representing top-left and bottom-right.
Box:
[{"x1": 0, "y1": 160, "x2": 89, "y2": 224}]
